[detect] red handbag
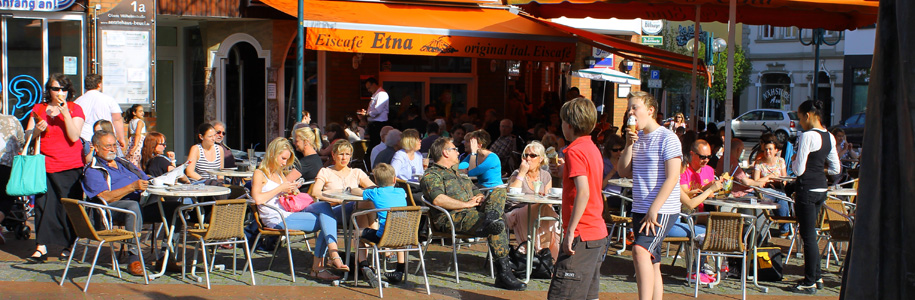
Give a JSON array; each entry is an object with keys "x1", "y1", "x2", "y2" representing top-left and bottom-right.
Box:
[{"x1": 279, "y1": 192, "x2": 314, "y2": 212}]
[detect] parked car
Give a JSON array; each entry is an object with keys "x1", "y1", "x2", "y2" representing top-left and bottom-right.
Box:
[
  {"x1": 830, "y1": 112, "x2": 865, "y2": 145},
  {"x1": 718, "y1": 109, "x2": 799, "y2": 143}
]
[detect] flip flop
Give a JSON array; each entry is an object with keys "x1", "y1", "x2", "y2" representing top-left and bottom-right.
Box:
[{"x1": 309, "y1": 268, "x2": 341, "y2": 283}]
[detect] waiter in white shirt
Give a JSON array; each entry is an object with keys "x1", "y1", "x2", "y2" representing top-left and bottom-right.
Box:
[{"x1": 357, "y1": 77, "x2": 389, "y2": 149}]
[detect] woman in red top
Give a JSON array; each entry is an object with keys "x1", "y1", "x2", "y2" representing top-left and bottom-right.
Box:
[{"x1": 25, "y1": 73, "x2": 86, "y2": 263}]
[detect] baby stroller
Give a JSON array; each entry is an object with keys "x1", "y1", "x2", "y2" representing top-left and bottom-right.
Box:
[{"x1": 1, "y1": 195, "x2": 34, "y2": 241}]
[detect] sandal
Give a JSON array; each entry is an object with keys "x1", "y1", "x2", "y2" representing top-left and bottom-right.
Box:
[
  {"x1": 59, "y1": 248, "x2": 71, "y2": 261},
  {"x1": 327, "y1": 254, "x2": 351, "y2": 272},
  {"x1": 26, "y1": 250, "x2": 47, "y2": 264},
  {"x1": 309, "y1": 268, "x2": 341, "y2": 283}
]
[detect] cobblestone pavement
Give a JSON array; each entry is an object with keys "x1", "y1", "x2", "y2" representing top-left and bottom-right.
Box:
[{"x1": 0, "y1": 226, "x2": 841, "y2": 299}]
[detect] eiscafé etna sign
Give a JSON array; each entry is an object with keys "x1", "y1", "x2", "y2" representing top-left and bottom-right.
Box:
[
  {"x1": 306, "y1": 27, "x2": 576, "y2": 62},
  {"x1": 0, "y1": 0, "x2": 75, "y2": 11}
]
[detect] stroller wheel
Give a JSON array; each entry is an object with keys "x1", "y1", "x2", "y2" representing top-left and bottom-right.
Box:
[{"x1": 16, "y1": 226, "x2": 30, "y2": 240}]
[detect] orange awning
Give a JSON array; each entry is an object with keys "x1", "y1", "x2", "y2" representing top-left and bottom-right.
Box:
[
  {"x1": 260, "y1": 0, "x2": 578, "y2": 62},
  {"x1": 508, "y1": 0, "x2": 878, "y2": 31},
  {"x1": 522, "y1": 15, "x2": 710, "y2": 84}
]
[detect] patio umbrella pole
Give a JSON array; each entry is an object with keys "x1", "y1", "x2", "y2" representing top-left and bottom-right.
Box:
[
  {"x1": 690, "y1": 5, "x2": 701, "y2": 129},
  {"x1": 723, "y1": 0, "x2": 737, "y2": 174}
]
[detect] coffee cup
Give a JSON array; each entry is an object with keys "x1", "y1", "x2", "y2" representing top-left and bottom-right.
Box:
[
  {"x1": 508, "y1": 187, "x2": 522, "y2": 195},
  {"x1": 550, "y1": 188, "x2": 562, "y2": 196}
]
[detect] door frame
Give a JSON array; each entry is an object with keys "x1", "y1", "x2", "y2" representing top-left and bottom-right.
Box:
[{"x1": 211, "y1": 33, "x2": 271, "y2": 125}]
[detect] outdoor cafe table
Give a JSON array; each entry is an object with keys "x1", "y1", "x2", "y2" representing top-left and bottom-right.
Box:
[
  {"x1": 146, "y1": 185, "x2": 232, "y2": 280},
  {"x1": 505, "y1": 192, "x2": 562, "y2": 283},
  {"x1": 208, "y1": 169, "x2": 255, "y2": 185},
  {"x1": 703, "y1": 196, "x2": 777, "y2": 293},
  {"x1": 606, "y1": 178, "x2": 633, "y2": 188},
  {"x1": 827, "y1": 188, "x2": 857, "y2": 197},
  {"x1": 322, "y1": 189, "x2": 367, "y2": 279}
]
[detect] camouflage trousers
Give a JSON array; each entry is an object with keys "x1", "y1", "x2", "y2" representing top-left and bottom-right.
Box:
[{"x1": 432, "y1": 188, "x2": 510, "y2": 258}]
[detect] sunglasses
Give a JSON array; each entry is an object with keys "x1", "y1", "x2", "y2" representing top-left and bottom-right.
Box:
[
  {"x1": 446, "y1": 147, "x2": 459, "y2": 152},
  {"x1": 611, "y1": 148, "x2": 624, "y2": 152},
  {"x1": 158, "y1": 143, "x2": 167, "y2": 146},
  {"x1": 216, "y1": 131, "x2": 225, "y2": 135},
  {"x1": 695, "y1": 154, "x2": 713, "y2": 160},
  {"x1": 523, "y1": 153, "x2": 539, "y2": 158},
  {"x1": 48, "y1": 86, "x2": 69, "y2": 92}
]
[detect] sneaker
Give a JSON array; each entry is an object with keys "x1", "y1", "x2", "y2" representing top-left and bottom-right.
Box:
[
  {"x1": 361, "y1": 265, "x2": 378, "y2": 288},
  {"x1": 816, "y1": 278, "x2": 824, "y2": 289},
  {"x1": 794, "y1": 281, "x2": 817, "y2": 294},
  {"x1": 701, "y1": 263, "x2": 716, "y2": 276},
  {"x1": 688, "y1": 272, "x2": 716, "y2": 284},
  {"x1": 383, "y1": 271, "x2": 405, "y2": 285}
]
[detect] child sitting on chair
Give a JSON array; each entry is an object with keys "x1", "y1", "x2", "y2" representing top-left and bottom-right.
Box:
[{"x1": 359, "y1": 163, "x2": 409, "y2": 286}]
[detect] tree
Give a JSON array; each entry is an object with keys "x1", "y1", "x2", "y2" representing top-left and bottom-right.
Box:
[{"x1": 709, "y1": 46, "x2": 752, "y2": 105}]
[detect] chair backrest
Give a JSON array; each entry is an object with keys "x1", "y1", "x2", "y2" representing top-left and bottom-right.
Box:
[
  {"x1": 824, "y1": 199, "x2": 853, "y2": 241},
  {"x1": 249, "y1": 203, "x2": 269, "y2": 231},
  {"x1": 700, "y1": 212, "x2": 747, "y2": 253},
  {"x1": 61, "y1": 198, "x2": 101, "y2": 241},
  {"x1": 395, "y1": 179, "x2": 417, "y2": 206},
  {"x1": 202, "y1": 199, "x2": 249, "y2": 241},
  {"x1": 377, "y1": 206, "x2": 425, "y2": 248},
  {"x1": 352, "y1": 140, "x2": 369, "y2": 160},
  {"x1": 849, "y1": 180, "x2": 859, "y2": 204}
]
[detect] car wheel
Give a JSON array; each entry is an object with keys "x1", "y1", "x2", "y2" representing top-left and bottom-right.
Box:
[{"x1": 775, "y1": 130, "x2": 789, "y2": 144}]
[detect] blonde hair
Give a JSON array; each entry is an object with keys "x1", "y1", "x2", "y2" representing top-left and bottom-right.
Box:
[
  {"x1": 399, "y1": 130, "x2": 420, "y2": 152},
  {"x1": 372, "y1": 163, "x2": 396, "y2": 187},
  {"x1": 331, "y1": 139, "x2": 354, "y2": 155},
  {"x1": 559, "y1": 97, "x2": 597, "y2": 135},
  {"x1": 628, "y1": 91, "x2": 659, "y2": 113},
  {"x1": 294, "y1": 126, "x2": 322, "y2": 150},
  {"x1": 259, "y1": 137, "x2": 297, "y2": 176},
  {"x1": 523, "y1": 141, "x2": 548, "y2": 169},
  {"x1": 675, "y1": 112, "x2": 685, "y2": 121}
]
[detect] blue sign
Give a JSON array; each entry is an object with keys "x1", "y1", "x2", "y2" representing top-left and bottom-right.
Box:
[{"x1": 650, "y1": 70, "x2": 660, "y2": 79}]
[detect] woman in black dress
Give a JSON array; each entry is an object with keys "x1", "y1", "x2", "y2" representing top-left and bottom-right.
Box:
[
  {"x1": 286, "y1": 126, "x2": 324, "y2": 192},
  {"x1": 790, "y1": 100, "x2": 842, "y2": 294}
]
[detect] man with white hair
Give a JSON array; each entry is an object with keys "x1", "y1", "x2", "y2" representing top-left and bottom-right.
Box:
[
  {"x1": 370, "y1": 125, "x2": 394, "y2": 166},
  {"x1": 373, "y1": 129, "x2": 402, "y2": 168},
  {"x1": 489, "y1": 119, "x2": 522, "y2": 174}
]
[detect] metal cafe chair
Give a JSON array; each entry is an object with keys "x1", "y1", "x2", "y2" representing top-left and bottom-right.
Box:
[
  {"x1": 59, "y1": 198, "x2": 149, "y2": 292},
  {"x1": 689, "y1": 212, "x2": 756, "y2": 300},
  {"x1": 352, "y1": 206, "x2": 431, "y2": 298},
  {"x1": 179, "y1": 199, "x2": 255, "y2": 289}
]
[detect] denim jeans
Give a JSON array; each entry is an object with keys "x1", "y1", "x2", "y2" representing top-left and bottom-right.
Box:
[
  {"x1": 667, "y1": 217, "x2": 706, "y2": 238},
  {"x1": 763, "y1": 193, "x2": 793, "y2": 233},
  {"x1": 274, "y1": 201, "x2": 338, "y2": 258}
]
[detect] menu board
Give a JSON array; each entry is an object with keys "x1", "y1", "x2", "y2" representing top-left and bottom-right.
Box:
[{"x1": 97, "y1": 0, "x2": 155, "y2": 105}]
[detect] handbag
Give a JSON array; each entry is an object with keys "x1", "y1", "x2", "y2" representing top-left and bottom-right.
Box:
[
  {"x1": 7, "y1": 133, "x2": 47, "y2": 196},
  {"x1": 279, "y1": 191, "x2": 314, "y2": 212}
]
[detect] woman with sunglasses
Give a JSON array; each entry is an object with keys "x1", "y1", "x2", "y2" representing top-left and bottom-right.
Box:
[
  {"x1": 505, "y1": 141, "x2": 560, "y2": 265},
  {"x1": 141, "y1": 132, "x2": 176, "y2": 177},
  {"x1": 124, "y1": 104, "x2": 146, "y2": 168},
  {"x1": 601, "y1": 134, "x2": 625, "y2": 194},
  {"x1": 668, "y1": 112, "x2": 687, "y2": 130},
  {"x1": 26, "y1": 74, "x2": 86, "y2": 263}
]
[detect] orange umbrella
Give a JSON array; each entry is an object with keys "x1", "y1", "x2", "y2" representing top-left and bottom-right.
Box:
[{"x1": 508, "y1": 0, "x2": 878, "y2": 31}]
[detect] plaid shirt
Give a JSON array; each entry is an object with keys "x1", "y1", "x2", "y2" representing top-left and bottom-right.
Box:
[{"x1": 489, "y1": 135, "x2": 517, "y2": 160}]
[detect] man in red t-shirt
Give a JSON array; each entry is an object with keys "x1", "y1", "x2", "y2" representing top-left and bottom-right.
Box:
[{"x1": 548, "y1": 97, "x2": 609, "y2": 300}]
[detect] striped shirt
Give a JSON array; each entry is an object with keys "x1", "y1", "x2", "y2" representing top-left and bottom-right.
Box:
[
  {"x1": 194, "y1": 144, "x2": 222, "y2": 180},
  {"x1": 631, "y1": 127, "x2": 682, "y2": 214}
]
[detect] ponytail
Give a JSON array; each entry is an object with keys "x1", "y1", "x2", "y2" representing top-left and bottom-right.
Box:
[{"x1": 798, "y1": 100, "x2": 825, "y2": 122}]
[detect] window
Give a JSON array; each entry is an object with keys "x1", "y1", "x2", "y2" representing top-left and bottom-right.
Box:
[
  {"x1": 850, "y1": 68, "x2": 870, "y2": 115},
  {"x1": 379, "y1": 55, "x2": 472, "y2": 73},
  {"x1": 762, "y1": 111, "x2": 783, "y2": 121},
  {"x1": 761, "y1": 25, "x2": 776, "y2": 39},
  {"x1": 783, "y1": 27, "x2": 798, "y2": 39},
  {"x1": 760, "y1": 73, "x2": 791, "y2": 110},
  {"x1": 739, "y1": 111, "x2": 761, "y2": 121}
]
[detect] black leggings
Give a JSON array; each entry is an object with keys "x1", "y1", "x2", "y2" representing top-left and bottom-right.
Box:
[
  {"x1": 794, "y1": 190, "x2": 826, "y2": 285},
  {"x1": 35, "y1": 168, "x2": 83, "y2": 247}
]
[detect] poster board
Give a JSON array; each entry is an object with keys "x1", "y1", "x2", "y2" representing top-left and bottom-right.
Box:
[{"x1": 97, "y1": 0, "x2": 156, "y2": 106}]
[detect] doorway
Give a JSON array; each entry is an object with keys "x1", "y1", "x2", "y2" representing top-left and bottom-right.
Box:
[{"x1": 223, "y1": 42, "x2": 266, "y2": 151}]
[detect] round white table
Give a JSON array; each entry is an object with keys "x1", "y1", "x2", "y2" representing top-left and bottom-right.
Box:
[
  {"x1": 606, "y1": 178, "x2": 633, "y2": 188},
  {"x1": 146, "y1": 185, "x2": 231, "y2": 280},
  {"x1": 207, "y1": 169, "x2": 254, "y2": 185},
  {"x1": 506, "y1": 192, "x2": 562, "y2": 283},
  {"x1": 704, "y1": 197, "x2": 778, "y2": 210}
]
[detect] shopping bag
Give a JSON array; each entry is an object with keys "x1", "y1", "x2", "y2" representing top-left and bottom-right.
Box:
[{"x1": 7, "y1": 134, "x2": 46, "y2": 196}]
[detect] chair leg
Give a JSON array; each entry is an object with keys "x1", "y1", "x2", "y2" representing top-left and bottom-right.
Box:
[
  {"x1": 199, "y1": 239, "x2": 211, "y2": 289},
  {"x1": 284, "y1": 235, "x2": 296, "y2": 282},
  {"x1": 694, "y1": 250, "x2": 702, "y2": 297},
  {"x1": 243, "y1": 238, "x2": 256, "y2": 286},
  {"x1": 374, "y1": 247, "x2": 383, "y2": 298},
  {"x1": 83, "y1": 241, "x2": 106, "y2": 293},
  {"x1": 670, "y1": 242, "x2": 683, "y2": 267},
  {"x1": 110, "y1": 242, "x2": 122, "y2": 279},
  {"x1": 785, "y1": 227, "x2": 799, "y2": 265},
  {"x1": 268, "y1": 236, "x2": 283, "y2": 270},
  {"x1": 135, "y1": 236, "x2": 149, "y2": 285},
  {"x1": 243, "y1": 233, "x2": 262, "y2": 274},
  {"x1": 452, "y1": 242, "x2": 460, "y2": 283},
  {"x1": 741, "y1": 254, "x2": 747, "y2": 300},
  {"x1": 417, "y1": 247, "x2": 431, "y2": 295},
  {"x1": 59, "y1": 239, "x2": 80, "y2": 287}
]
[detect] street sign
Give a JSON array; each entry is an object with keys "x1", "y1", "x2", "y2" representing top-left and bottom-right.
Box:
[
  {"x1": 641, "y1": 36, "x2": 663, "y2": 46},
  {"x1": 650, "y1": 70, "x2": 660, "y2": 79},
  {"x1": 648, "y1": 79, "x2": 662, "y2": 88}
]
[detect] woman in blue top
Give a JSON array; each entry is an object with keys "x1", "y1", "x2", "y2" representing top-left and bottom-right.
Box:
[{"x1": 461, "y1": 130, "x2": 503, "y2": 188}]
